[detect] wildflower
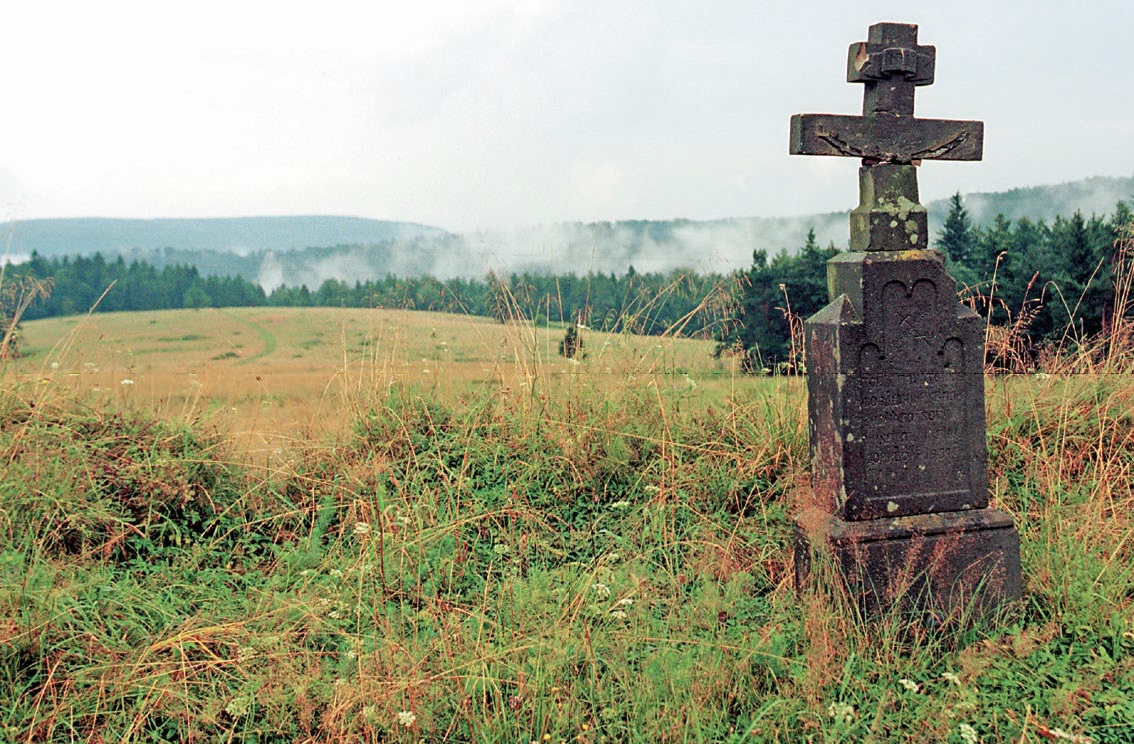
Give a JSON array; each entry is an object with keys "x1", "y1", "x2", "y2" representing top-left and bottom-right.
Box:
[
  {"x1": 616, "y1": 597, "x2": 633, "y2": 606},
  {"x1": 610, "y1": 609, "x2": 628, "y2": 619},
  {"x1": 493, "y1": 543, "x2": 511, "y2": 556},
  {"x1": 353, "y1": 522, "x2": 371, "y2": 536},
  {"x1": 941, "y1": 671, "x2": 961, "y2": 686},
  {"x1": 50, "y1": 362, "x2": 59, "y2": 369},
  {"x1": 898, "y1": 678, "x2": 919, "y2": 693},
  {"x1": 591, "y1": 582, "x2": 611, "y2": 599},
  {"x1": 225, "y1": 694, "x2": 253, "y2": 717},
  {"x1": 397, "y1": 710, "x2": 416, "y2": 727},
  {"x1": 827, "y1": 702, "x2": 855, "y2": 725},
  {"x1": 120, "y1": 378, "x2": 134, "y2": 385},
  {"x1": 958, "y1": 723, "x2": 978, "y2": 744}
]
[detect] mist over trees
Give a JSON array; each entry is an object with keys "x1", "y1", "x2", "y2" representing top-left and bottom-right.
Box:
[
  {"x1": 11, "y1": 253, "x2": 731, "y2": 340},
  {"x1": 8, "y1": 195, "x2": 1133, "y2": 372}
]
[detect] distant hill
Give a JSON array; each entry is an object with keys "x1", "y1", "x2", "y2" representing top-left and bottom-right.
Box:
[
  {"x1": 932, "y1": 176, "x2": 1134, "y2": 226},
  {"x1": 0, "y1": 215, "x2": 448, "y2": 260},
  {"x1": 3, "y1": 175, "x2": 1131, "y2": 288}
]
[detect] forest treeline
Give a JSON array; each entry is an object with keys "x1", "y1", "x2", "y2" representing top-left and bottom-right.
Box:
[
  {"x1": 6, "y1": 196, "x2": 1133, "y2": 371},
  {"x1": 716, "y1": 197, "x2": 1134, "y2": 371},
  {"x1": 10, "y1": 252, "x2": 733, "y2": 338}
]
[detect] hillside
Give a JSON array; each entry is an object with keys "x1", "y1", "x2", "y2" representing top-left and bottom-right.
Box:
[
  {"x1": 0, "y1": 215, "x2": 447, "y2": 260},
  {"x1": 4, "y1": 175, "x2": 1131, "y2": 287}
]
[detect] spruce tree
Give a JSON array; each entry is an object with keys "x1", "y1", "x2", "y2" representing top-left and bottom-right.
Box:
[{"x1": 938, "y1": 192, "x2": 975, "y2": 267}]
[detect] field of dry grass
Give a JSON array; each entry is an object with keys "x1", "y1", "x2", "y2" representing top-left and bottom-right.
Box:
[
  {"x1": 9, "y1": 307, "x2": 751, "y2": 459},
  {"x1": 3, "y1": 306, "x2": 1132, "y2": 742}
]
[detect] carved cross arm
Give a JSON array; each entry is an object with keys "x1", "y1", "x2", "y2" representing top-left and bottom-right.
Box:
[{"x1": 790, "y1": 113, "x2": 983, "y2": 164}]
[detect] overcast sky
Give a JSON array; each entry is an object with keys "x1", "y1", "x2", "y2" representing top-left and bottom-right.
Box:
[{"x1": 1, "y1": 0, "x2": 1131, "y2": 232}]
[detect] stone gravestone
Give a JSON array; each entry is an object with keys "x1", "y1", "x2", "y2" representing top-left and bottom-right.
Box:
[{"x1": 791, "y1": 22, "x2": 1022, "y2": 620}]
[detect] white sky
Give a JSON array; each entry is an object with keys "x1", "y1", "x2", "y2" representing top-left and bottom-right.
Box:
[{"x1": 1, "y1": 0, "x2": 1131, "y2": 232}]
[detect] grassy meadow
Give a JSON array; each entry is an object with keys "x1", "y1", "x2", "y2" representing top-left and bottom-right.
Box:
[{"x1": 1, "y1": 306, "x2": 1132, "y2": 742}]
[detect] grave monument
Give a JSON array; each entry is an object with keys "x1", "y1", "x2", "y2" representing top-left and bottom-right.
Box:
[{"x1": 791, "y1": 22, "x2": 1022, "y2": 620}]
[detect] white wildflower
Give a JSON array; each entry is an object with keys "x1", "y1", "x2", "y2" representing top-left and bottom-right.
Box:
[
  {"x1": 898, "y1": 678, "x2": 919, "y2": 693},
  {"x1": 591, "y1": 582, "x2": 611, "y2": 599},
  {"x1": 329, "y1": 568, "x2": 343, "y2": 578},
  {"x1": 225, "y1": 694, "x2": 253, "y2": 717},
  {"x1": 827, "y1": 702, "x2": 855, "y2": 724},
  {"x1": 610, "y1": 609, "x2": 628, "y2": 619},
  {"x1": 958, "y1": 723, "x2": 978, "y2": 743},
  {"x1": 616, "y1": 597, "x2": 634, "y2": 606},
  {"x1": 942, "y1": 671, "x2": 961, "y2": 686},
  {"x1": 397, "y1": 710, "x2": 416, "y2": 727},
  {"x1": 50, "y1": 362, "x2": 59, "y2": 369},
  {"x1": 120, "y1": 378, "x2": 134, "y2": 386}
]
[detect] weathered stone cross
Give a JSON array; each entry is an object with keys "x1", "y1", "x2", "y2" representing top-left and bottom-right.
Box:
[{"x1": 790, "y1": 22, "x2": 1021, "y2": 623}]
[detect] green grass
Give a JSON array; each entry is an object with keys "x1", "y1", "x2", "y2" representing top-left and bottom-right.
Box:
[{"x1": 0, "y1": 365, "x2": 1131, "y2": 743}]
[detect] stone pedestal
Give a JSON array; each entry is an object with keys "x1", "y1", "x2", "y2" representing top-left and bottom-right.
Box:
[
  {"x1": 794, "y1": 509, "x2": 1022, "y2": 621},
  {"x1": 798, "y1": 247, "x2": 1022, "y2": 620}
]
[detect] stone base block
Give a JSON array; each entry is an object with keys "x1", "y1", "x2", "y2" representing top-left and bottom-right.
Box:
[{"x1": 794, "y1": 508, "x2": 1021, "y2": 623}]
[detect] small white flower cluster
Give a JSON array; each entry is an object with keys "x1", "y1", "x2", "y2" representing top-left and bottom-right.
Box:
[
  {"x1": 591, "y1": 582, "x2": 611, "y2": 599},
  {"x1": 1045, "y1": 729, "x2": 1094, "y2": 744},
  {"x1": 610, "y1": 597, "x2": 634, "y2": 619},
  {"x1": 898, "y1": 678, "x2": 919, "y2": 693},
  {"x1": 958, "y1": 723, "x2": 978, "y2": 744},
  {"x1": 827, "y1": 701, "x2": 855, "y2": 725},
  {"x1": 353, "y1": 521, "x2": 371, "y2": 536},
  {"x1": 396, "y1": 710, "x2": 416, "y2": 727}
]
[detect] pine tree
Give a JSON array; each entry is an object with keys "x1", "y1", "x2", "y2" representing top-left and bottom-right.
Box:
[{"x1": 938, "y1": 192, "x2": 976, "y2": 267}]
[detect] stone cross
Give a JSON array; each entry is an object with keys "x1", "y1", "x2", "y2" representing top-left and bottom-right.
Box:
[{"x1": 790, "y1": 22, "x2": 1021, "y2": 622}]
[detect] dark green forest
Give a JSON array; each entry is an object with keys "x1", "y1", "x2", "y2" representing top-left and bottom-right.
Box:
[{"x1": 6, "y1": 197, "x2": 1133, "y2": 372}]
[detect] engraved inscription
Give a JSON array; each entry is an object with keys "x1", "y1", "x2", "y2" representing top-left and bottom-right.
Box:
[{"x1": 857, "y1": 367, "x2": 970, "y2": 497}]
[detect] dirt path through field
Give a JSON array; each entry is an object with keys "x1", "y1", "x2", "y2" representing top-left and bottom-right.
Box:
[{"x1": 215, "y1": 309, "x2": 278, "y2": 364}]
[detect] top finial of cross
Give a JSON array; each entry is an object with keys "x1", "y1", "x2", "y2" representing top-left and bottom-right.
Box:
[{"x1": 849, "y1": 23, "x2": 936, "y2": 117}]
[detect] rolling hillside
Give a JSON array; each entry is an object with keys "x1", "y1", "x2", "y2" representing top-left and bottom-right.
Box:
[{"x1": 3, "y1": 175, "x2": 1130, "y2": 287}]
